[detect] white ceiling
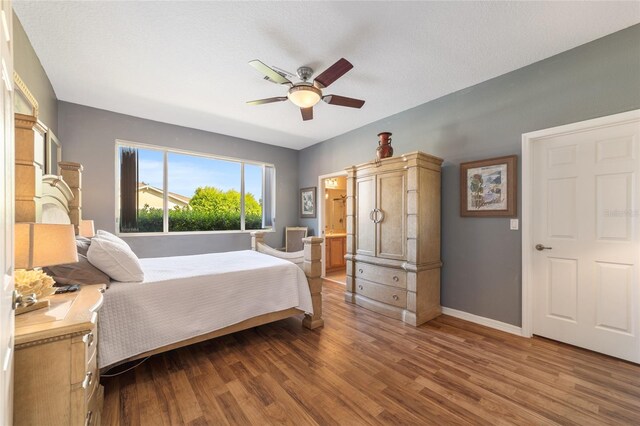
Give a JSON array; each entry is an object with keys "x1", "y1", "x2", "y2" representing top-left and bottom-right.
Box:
[{"x1": 13, "y1": 1, "x2": 640, "y2": 150}]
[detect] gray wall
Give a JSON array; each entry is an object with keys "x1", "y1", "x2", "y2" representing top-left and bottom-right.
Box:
[
  {"x1": 58, "y1": 102, "x2": 299, "y2": 258},
  {"x1": 298, "y1": 24, "x2": 640, "y2": 327},
  {"x1": 13, "y1": 13, "x2": 57, "y2": 133}
]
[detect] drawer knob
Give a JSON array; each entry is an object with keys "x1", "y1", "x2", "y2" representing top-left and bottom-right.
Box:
[
  {"x1": 392, "y1": 294, "x2": 399, "y2": 301},
  {"x1": 85, "y1": 410, "x2": 93, "y2": 426},
  {"x1": 84, "y1": 332, "x2": 95, "y2": 348},
  {"x1": 358, "y1": 284, "x2": 363, "y2": 290},
  {"x1": 358, "y1": 268, "x2": 363, "y2": 274},
  {"x1": 82, "y1": 371, "x2": 93, "y2": 389},
  {"x1": 393, "y1": 276, "x2": 399, "y2": 282}
]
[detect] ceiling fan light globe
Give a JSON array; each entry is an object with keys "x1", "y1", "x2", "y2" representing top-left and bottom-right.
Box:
[{"x1": 288, "y1": 85, "x2": 322, "y2": 108}]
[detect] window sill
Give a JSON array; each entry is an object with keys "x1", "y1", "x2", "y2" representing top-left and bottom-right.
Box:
[{"x1": 116, "y1": 229, "x2": 275, "y2": 237}]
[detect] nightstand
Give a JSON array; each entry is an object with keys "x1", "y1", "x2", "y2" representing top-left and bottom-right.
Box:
[{"x1": 14, "y1": 284, "x2": 106, "y2": 426}]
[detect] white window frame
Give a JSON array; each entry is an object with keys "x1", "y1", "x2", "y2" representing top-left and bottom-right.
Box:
[{"x1": 114, "y1": 139, "x2": 276, "y2": 236}]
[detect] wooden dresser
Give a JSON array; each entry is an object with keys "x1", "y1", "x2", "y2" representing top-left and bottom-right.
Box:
[
  {"x1": 345, "y1": 151, "x2": 443, "y2": 326},
  {"x1": 14, "y1": 285, "x2": 105, "y2": 426}
]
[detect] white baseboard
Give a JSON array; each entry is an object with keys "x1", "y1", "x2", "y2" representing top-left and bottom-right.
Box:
[{"x1": 441, "y1": 307, "x2": 524, "y2": 337}]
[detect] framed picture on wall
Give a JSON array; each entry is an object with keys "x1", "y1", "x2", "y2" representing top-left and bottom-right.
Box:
[
  {"x1": 300, "y1": 187, "x2": 316, "y2": 218},
  {"x1": 460, "y1": 155, "x2": 517, "y2": 217}
]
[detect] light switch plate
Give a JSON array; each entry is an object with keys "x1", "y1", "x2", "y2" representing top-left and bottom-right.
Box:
[{"x1": 510, "y1": 219, "x2": 519, "y2": 230}]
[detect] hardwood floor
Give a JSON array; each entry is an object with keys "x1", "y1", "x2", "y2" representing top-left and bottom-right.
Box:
[
  {"x1": 324, "y1": 269, "x2": 346, "y2": 284},
  {"x1": 102, "y1": 280, "x2": 640, "y2": 425}
]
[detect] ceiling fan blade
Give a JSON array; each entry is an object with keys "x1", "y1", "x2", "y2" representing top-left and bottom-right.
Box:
[
  {"x1": 246, "y1": 97, "x2": 287, "y2": 105},
  {"x1": 301, "y1": 107, "x2": 313, "y2": 121},
  {"x1": 248, "y1": 60, "x2": 292, "y2": 85},
  {"x1": 323, "y1": 95, "x2": 365, "y2": 109},
  {"x1": 313, "y1": 58, "x2": 353, "y2": 88}
]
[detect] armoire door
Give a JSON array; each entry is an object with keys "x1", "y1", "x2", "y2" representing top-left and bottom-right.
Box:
[
  {"x1": 356, "y1": 176, "x2": 376, "y2": 256},
  {"x1": 376, "y1": 171, "x2": 406, "y2": 260}
]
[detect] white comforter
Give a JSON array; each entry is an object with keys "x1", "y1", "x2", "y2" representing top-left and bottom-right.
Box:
[{"x1": 98, "y1": 250, "x2": 312, "y2": 368}]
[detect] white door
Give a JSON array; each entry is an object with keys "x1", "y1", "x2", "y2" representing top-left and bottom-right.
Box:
[
  {"x1": 0, "y1": 0, "x2": 13, "y2": 422},
  {"x1": 531, "y1": 113, "x2": 640, "y2": 362}
]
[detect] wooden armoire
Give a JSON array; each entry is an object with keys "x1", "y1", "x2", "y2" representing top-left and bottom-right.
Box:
[{"x1": 344, "y1": 151, "x2": 443, "y2": 326}]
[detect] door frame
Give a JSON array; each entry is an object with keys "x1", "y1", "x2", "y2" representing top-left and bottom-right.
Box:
[
  {"x1": 317, "y1": 170, "x2": 348, "y2": 279},
  {"x1": 1, "y1": 0, "x2": 14, "y2": 423},
  {"x1": 521, "y1": 109, "x2": 640, "y2": 338}
]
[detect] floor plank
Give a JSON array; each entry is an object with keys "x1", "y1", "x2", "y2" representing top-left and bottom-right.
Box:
[{"x1": 102, "y1": 280, "x2": 640, "y2": 425}]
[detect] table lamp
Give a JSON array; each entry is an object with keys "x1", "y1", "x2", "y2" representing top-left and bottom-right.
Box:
[
  {"x1": 79, "y1": 219, "x2": 95, "y2": 238},
  {"x1": 14, "y1": 223, "x2": 78, "y2": 313}
]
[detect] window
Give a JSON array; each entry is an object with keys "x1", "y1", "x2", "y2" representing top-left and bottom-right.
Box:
[{"x1": 116, "y1": 141, "x2": 275, "y2": 234}]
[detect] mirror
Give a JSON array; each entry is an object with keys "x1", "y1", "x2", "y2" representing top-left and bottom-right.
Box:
[
  {"x1": 329, "y1": 195, "x2": 346, "y2": 232},
  {"x1": 45, "y1": 131, "x2": 61, "y2": 175}
]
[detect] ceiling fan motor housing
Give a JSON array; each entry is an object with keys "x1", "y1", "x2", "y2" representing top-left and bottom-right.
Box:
[{"x1": 296, "y1": 66, "x2": 314, "y2": 81}]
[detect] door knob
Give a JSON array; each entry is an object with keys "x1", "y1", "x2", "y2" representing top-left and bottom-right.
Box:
[
  {"x1": 11, "y1": 290, "x2": 18, "y2": 311},
  {"x1": 535, "y1": 244, "x2": 552, "y2": 251}
]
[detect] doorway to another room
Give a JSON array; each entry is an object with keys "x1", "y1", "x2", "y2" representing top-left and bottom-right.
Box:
[{"x1": 319, "y1": 173, "x2": 347, "y2": 284}]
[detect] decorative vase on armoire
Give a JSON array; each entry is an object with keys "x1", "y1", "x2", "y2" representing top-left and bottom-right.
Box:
[
  {"x1": 344, "y1": 151, "x2": 443, "y2": 326},
  {"x1": 376, "y1": 131, "x2": 394, "y2": 160}
]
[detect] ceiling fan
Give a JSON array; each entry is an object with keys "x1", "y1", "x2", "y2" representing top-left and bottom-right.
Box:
[{"x1": 247, "y1": 58, "x2": 365, "y2": 121}]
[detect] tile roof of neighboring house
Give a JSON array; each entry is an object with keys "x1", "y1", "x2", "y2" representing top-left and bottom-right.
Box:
[{"x1": 138, "y1": 183, "x2": 191, "y2": 204}]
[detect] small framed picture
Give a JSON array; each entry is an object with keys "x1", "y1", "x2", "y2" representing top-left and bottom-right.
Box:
[
  {"x1": 460, "y1": 155, "x2": 517, "y2": 217},
  {"x1": 300, "y1": 187, "x2": 317, "y2": 218}
]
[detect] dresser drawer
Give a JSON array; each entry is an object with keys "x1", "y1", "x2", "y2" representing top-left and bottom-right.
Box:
[
  {"x1": 85, "y1": 327, "x2": 99, "y2": 404},
  {"x1": 86, "y1": 384, "x2": 104, "y2": 426},
  {"x1": 84, "y1": 325, "x2": 98, "y2": 366},
  {"x1": 71, "y1": 325, "x2": 98, "y2": 384},
  {"x1": 354, "y1": 262, "x2": 406, "y2": 288},
  {"x1": 355, "y1": 278, "x2": 407, "y2": 308},
  {"x1": 86, "y1": 348, "x2": 98, "y2": 395},
  {"x1": 71, "y1": 348, "x2": 98, "y2": 425}
]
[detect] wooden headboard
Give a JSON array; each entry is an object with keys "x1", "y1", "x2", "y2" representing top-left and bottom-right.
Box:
[
  {"x1": 58, "y1": 162, "x2": 83, "y2": 232},
  {"x1": 40, "y1": 175, "x2": 74, "y2": 225},
  {"x1": 37, "y1": 163, "x2": 82, "y2": 231}
]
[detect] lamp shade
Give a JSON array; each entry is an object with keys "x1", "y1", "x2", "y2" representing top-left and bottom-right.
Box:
[
  {"x1": 15, "y1": 223, "x2": 78, "y2": 269},
  {"x1": 287, "y1": 85, "x2": 321, "y2": 108},
  {"x1": 79, "y1": 219, "x2": 95, "y2": 238}
]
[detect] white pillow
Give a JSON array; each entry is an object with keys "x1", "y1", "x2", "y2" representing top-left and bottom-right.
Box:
[
  {"x1": 95, "y1": 230, "x2": 129, "y2": 247},
  {"x1": 87, "y1": 237, "x2": 144, "y2": 282}
]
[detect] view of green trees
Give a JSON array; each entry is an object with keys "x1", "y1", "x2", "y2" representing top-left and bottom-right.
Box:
[{"x1": 136, "y1": 186, "x2": 263, "y2": 232}]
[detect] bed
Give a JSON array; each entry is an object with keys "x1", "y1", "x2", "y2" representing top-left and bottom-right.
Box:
[
  {"x1": 98, "y1": 233, "x2": 323, "y2": 369},
  {"x1": 30, "y1": 166, "x2": 324, "y2": 370}
]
